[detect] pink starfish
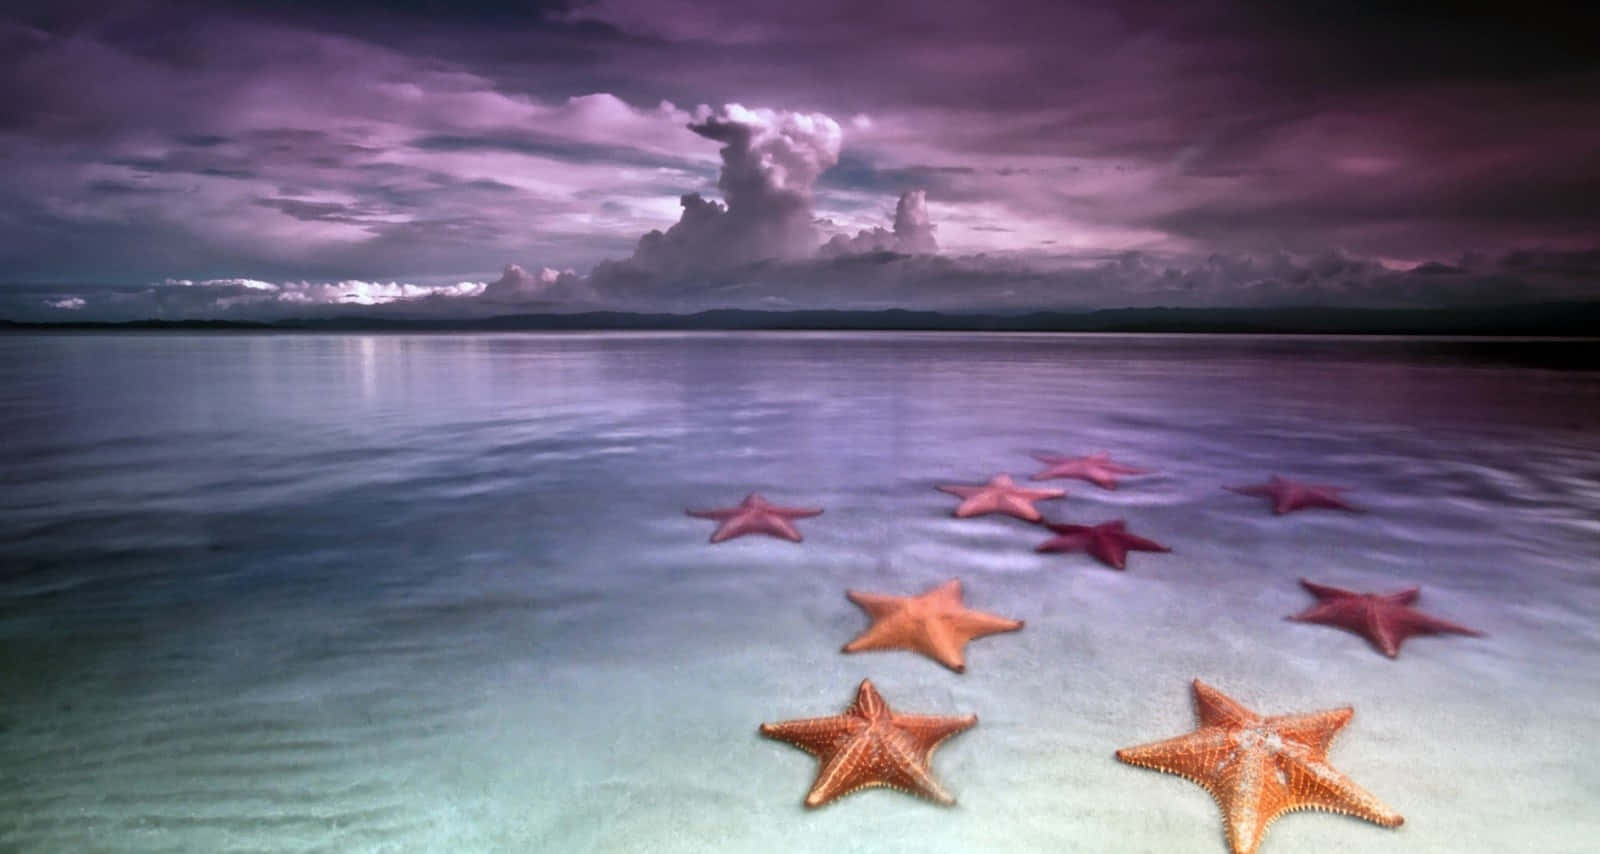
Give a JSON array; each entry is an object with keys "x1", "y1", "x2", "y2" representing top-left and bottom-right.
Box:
[
  {"x1": 936, "y1": 474, "x2": 1065, "y2": 522},
  {"x1": 1030, "y1": 451, "x2": 1151, "y2": 489},
  {"x1": 685, "y1": 492, "x2": 823, "y2": 543},
  {"x1": 1035, "y1": 519, "x2": 1170, "y2": 570},
  {"x1": 1290, "y1": 578, "x2": 1483, "y2": 658},
  {"x1": 1224, "y1": 475, "x2": 1363, "y2": 514}
]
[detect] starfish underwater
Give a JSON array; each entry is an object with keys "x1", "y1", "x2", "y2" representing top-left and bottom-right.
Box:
[
  {"x1": 842, "y1": 578, "x2": 1024, "y2": 672},
  {"x1": 1034, "y1": 519, "x2": 1170, "y2": 570},
  {"x1": 684, "y1": 492, "x2": 823, "y2": 543},
  {"x1": 1116, "y1": 679, "x2": 1404, "y2": 854},
  {"x1": 1030, "y1": 451, "x2": 1151, "y2": 489},
  {"x1": 936, "y1": 473, "x2": 1064, "y2": 522},
  {"x1": 1290, "y1": 578, "x2": 1484, "y2": 658},
  {"x1": 760, "y1": 678, "x2": 977, "y2": 808},
  {"x1": 1224, "y1": 475, "x2": 1363, "y2": 514}
]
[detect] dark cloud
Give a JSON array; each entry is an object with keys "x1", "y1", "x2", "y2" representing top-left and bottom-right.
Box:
[{"x1": 0, "y1": 0, "x2": 1595, "y2": 306}]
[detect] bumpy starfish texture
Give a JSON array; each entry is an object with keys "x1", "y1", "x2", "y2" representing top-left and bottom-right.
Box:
[
  {"x1": 1290, "y1": 578, "x2": 1483, "y2": 658},
  {"x1": 760, "y1": 679, "x2": 977, "y2": 808},
  {"x1": 1035, "y1": 519, "x2": 1170, "y2": 570},
  {"x1": 1116, "y1": 679, "x2": 1404, "y2": 854},
  {"x1": 1225, "y1": 475, "x2": 1363, "y2": 514},
  {"x1": 1030, "y1": 451, "x2": 1151, "y2": 488},
  {"x1": 936, "y1": 474, "x2": 1064, "y2": 521},
  {"x1": 685, "y1": 492, "x2": 823, "y2": 543},
  {"x1": 842, "y1": 578, "x2": 1024, "y2": 672}
]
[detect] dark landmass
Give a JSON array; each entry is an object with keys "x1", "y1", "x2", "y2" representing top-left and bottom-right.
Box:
[{"x1": 3, "y1": 302, "x2": 1599, "y2": 335}]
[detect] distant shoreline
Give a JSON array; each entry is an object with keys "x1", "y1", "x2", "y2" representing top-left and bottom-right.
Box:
[{"x1": 4, "y1": 302, "x2": 1600, "y2": 336}]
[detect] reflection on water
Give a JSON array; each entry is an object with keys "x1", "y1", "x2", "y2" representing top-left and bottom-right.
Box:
[{"x1": 0, "y1": 332, "x2": 1596, "y2": 852}]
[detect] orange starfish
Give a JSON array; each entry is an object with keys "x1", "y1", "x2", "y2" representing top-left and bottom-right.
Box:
[
  {"x1": 1116, "y1": 679, "x2": 1404, "y2": 854},
  {"x1": 842, "y1": 578, "x2": 1024, "y2": 672},
  {"x1": 1030, "y1": 451, "x2": 1152, "y2": 488},
  {"x1": 760, "y1": 679, "x2": 977, "y2": 808},
  {"x1": 684, "y1": 492, "x2": 823, "y2": 543},
  {"x1": 936, "y1": 473, "x2": 1064, "y2": 521}
]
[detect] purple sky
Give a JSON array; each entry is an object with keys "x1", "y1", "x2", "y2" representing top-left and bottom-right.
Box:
[{"x1": 2, "y1": 0, "x2": 1597, "y2": 318}]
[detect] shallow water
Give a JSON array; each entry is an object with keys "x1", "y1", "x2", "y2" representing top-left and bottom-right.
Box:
[{"x1": 2, "y1": 332, "x2": 1597, "y2": 853}]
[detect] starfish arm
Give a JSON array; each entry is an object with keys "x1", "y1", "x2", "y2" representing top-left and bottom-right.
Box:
[
  {"x1": 1017, "y1": 486, "x2": 1067, "y2": 501},
  {"x1": 1299, "y1": 579, "x2": 1363, "y2": 600},
  {"x1": 881, "y1": 729, "x2": 958, "y2": 805},
  {"x1": 755, "y1": 515, "x2": 806, "y2": 542},
  {"x1": 1369, "y1": 611, "x2": 1405, "y2": 657},
  {"x1": 1381, "y1": 587, "x2": 1421, "y2": 605},
  {"x1": 1089, "y1": 535, "x2": 1130, "y2": 569},
  {"x1": 1266, "y1": 708, "x2": 1352, "y2": 755},
  {"x1": 1280, "y1": 755, "x2": 1405, "y2": 828},
  {"x1": 1085, "y1": 471, "x2": 1119, "y2": 489},
  {"x1": 845, "y1": 590, "x2": 909, "y2": 620},
  {"x1": 921, "y1": 617, "x2": 968, "y2": 671},
  {"x1": 1307, "y1": 493, "x2": 1362, "y2": 512},
  {"x1": 947, "y1": 608, "x2": 1025, "y2": 641},
  {"x1": 1192, "y1": 680, "x2": 1261, "y2": 728},
  {"x1": 708, "y1": 518, "x2": 749, "y2": 543},
  {"x1": 840, "y1": 617, "x2": 913, "y2": 655},
  {"x1": 685, "y1": 507, "x2": 739, "y2": 520},
  {"x1": 925, "y1": 578, "x2": 965, "y2": 606},
  {"x1": 890, "y1": 711, "x2": 978, "y2": 756},
  {"x1": 759, "y1": 716, "x2": 859, "y2": 757},
  {"x1": 1120, "y1": 532, "x2": 1171, "y2": 553},
  {"x1": 801, "y1": 732, "x2": 876, "y2": 808},
  {"x1": 1036, "y1": 532, "x2": 1092, "y2": 553},
  {"x1": 773, "y1": 505, "x2": 824, "y2": 519},
  {"x1": 952, "y1": 495, "x2": 997, "y2": 517},
  {"x1": 999, "y1": 495, "x2": 1044, "y2": 521},
  {"x1": 1215, "y1": 750, "x2": 1276, "y2": 854},
  {"x1": 1115, "y1": 727, "x2": 1233, "y2": 787},
  {"x1": 1398, "y1": 609, "x2": 1483, "y2": 638}
]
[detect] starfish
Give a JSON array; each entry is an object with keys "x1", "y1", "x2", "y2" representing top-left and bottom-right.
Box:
[
  {"x1": 685, "y1": 492, "x2": 823, "y2": 543},
  {"x1": 936, "y1": 474, "x2": 1064, "y2": 522},
  {"x1": 760, "y1": 678, "x2": 977, "y2": 808},
  {"x1": 1224, "y1": 475, "x2": 1363, "y2": 514},
  {"x1": 1116, "y1": 679, "x2": 1404, "y2": 854},
  {"x1": 1289, "y1": 578, "x2": 1483, "y2": 658},
  {"x1": 1034, "y1": 519, "x2": 1170, "y2": 570},
  {"x1": 842, "y1": 578, "x2": 1024, "y2": 673},
  {"x1": 1030, "y1": 451, "x2": 1151, "y2": 489}
]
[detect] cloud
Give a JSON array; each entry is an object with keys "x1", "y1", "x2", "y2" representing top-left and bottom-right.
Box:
[
  {"x1": 590, "y1": 104, "x2": 842, "y2": 287},
  {"x1": 820, "y1": 189, "x2": 938, "y2": 256},
  {"x1": 480, "y1": 263, "x2": 586, "y2": 303}
]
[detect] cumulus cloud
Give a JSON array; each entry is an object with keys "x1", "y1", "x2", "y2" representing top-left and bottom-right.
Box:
[
  {"x1": 592, "y1": 104, "x2": 843, "y2": 284},
  {"x1": 480, "y1": 263, "x2": 586, "y2": 303},
  {"x1": 820, "y1": 189, "x2": 938, "y2": 256}
]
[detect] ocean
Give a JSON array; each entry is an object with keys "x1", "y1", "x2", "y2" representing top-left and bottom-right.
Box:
[{"x1": 2, "y1": 331, "x2": 1597, "y2": 853}]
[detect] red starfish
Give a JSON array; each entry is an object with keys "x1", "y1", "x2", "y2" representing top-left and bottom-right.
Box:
[
  {"x1": 1224, "y1": 475, "x2": 1363, "y2": 514},
  {"x1": 1029, "y1": 451, "x2": 1151, "y2": 489},
  {"x1": 685, "y1": 492, "x2": 823, "y2": 543},
  {"x1": 1034, "y1": 519, "x2": 1170, "y2": 570},
  {"x1": 936, "y1": 473, "x2": 1064, "y2": 522},
  {"x1": 1290, "y1": 578, "x2": 1484, "y2": 658}
]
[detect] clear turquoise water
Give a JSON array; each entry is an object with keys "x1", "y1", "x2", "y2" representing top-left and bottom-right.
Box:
[{"x1": 2, "y1": 332, "x2": 1597, "y2": 853}]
